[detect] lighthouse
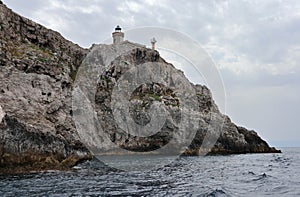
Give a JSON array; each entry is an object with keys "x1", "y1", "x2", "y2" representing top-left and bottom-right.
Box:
[{"x1": 112, "y1": 25, "x2": 124, "y2": 44}]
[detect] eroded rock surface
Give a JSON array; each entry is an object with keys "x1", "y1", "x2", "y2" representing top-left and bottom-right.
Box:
[
  {"x1": 89, "y1": 44, "x2": 280, "y2": 156},
  {"x1": 0, "y1": 3, "x2": 91, "y2": 174}
]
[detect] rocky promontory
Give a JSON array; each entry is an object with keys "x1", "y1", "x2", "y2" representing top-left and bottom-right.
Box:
[{"x1": 0, "y1": 2, "x2": 280, "y2": 174}]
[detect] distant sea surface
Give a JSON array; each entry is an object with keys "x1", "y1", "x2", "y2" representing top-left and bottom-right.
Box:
[{"x1": 1, "y1": 147, "x2": 300, "y2": 196}]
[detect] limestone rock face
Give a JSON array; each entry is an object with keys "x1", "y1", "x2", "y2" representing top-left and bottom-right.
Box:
[
  {"x1": 0, "y1": 3, "x2": 91, "y2": 173},
  {"x1": 0, "y1": 2, "x2": 279, "y2": 173},
  {"x1": 90, "y1": 43, "x2": 280, "y2": 156}
]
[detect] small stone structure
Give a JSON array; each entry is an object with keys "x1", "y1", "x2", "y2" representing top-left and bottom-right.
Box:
[{"x1": 151, "y1": 37, "x2": 157, "y2": 50}]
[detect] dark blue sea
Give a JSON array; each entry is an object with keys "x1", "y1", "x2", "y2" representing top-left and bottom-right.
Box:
[{"x1": 1, "y1": 147, "x2": 299, "y2": 196}]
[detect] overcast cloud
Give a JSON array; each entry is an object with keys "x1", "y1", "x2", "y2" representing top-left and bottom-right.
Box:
[{"x1": 3, "y1": 0, "x2": 300, "y2": 147}]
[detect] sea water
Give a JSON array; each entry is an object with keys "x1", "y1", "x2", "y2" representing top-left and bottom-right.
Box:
[{"x1": 1, "y1": 147, "x2": 299, "y2": 196}]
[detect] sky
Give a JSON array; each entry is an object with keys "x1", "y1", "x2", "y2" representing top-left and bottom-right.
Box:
[{"x1": 2, "y1": 0, "x2": 300, "y2": 147}]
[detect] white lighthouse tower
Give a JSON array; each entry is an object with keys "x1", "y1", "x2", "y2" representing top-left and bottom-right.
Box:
[{"x1": 112, "y1": 25, "x2": 124, "y2": 44}]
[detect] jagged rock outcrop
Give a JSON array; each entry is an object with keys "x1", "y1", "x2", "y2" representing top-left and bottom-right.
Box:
[
  {"x1": 0, "y1": 2, "x2": 279, "y2": 173},
  {"x1": 86, "y1": 43, "x2": 279, "y2": 156}
]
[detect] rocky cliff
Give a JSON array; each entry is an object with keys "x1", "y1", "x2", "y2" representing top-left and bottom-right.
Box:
[
  {"x1": 80, "y1": 43, "x2": 280, "y2": 157},
  {"x1": 0, "y1": 2, "x2": 280, "y2": 174},
  {"x1": 0, "y1": 2, "x2": 91, "y2": 174}
]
